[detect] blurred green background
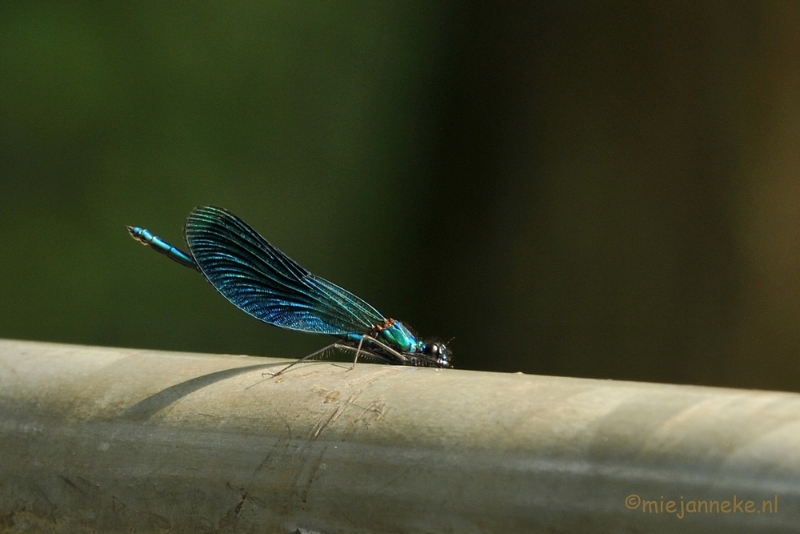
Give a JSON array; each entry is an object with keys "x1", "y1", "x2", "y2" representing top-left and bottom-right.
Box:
[{"x1": 2, "y1": 2, "x2": 800, "y2": 391}]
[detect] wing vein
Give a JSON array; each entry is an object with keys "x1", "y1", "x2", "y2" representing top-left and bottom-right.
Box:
[{"x1": 184, "y1": 206, "x2": 385, "y2": 336}]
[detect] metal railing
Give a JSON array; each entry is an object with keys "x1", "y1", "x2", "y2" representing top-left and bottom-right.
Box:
[{"x1": 0, "y1": 339, "x2": 797, "y2": 533}]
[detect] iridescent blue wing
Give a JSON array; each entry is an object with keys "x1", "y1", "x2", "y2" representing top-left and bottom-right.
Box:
[{"x1": 184, "y1": 206, "x2": 385, "y2": 336}]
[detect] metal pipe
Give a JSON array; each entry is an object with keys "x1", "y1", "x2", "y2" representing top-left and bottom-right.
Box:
[{"x1": 0, "y1": 339, "x2": 797, "y2": 533}]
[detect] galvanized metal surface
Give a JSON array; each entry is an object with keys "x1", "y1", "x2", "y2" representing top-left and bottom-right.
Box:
[{"x1": 0, "y1": 339, "x2": 798, "y2": 533}]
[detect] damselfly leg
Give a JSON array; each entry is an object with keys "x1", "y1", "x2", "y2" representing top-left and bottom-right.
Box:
[{"x1": 266, "y1": 335, "x2": 408, "y2": 378}]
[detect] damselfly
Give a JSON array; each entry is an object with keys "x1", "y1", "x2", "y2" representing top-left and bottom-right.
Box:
[{"x1": 127, "y1": 206, "x2": 452, "y2": 375}]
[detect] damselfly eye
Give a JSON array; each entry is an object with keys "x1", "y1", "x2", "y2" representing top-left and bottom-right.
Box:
[{"x1": 423, "y1": 342, "x2": 451, "y2": 368}]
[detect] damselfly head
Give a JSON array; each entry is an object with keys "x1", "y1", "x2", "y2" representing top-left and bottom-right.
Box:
[{"x1": 423, "y1": 342, "x2": 452, "y2": 368}]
